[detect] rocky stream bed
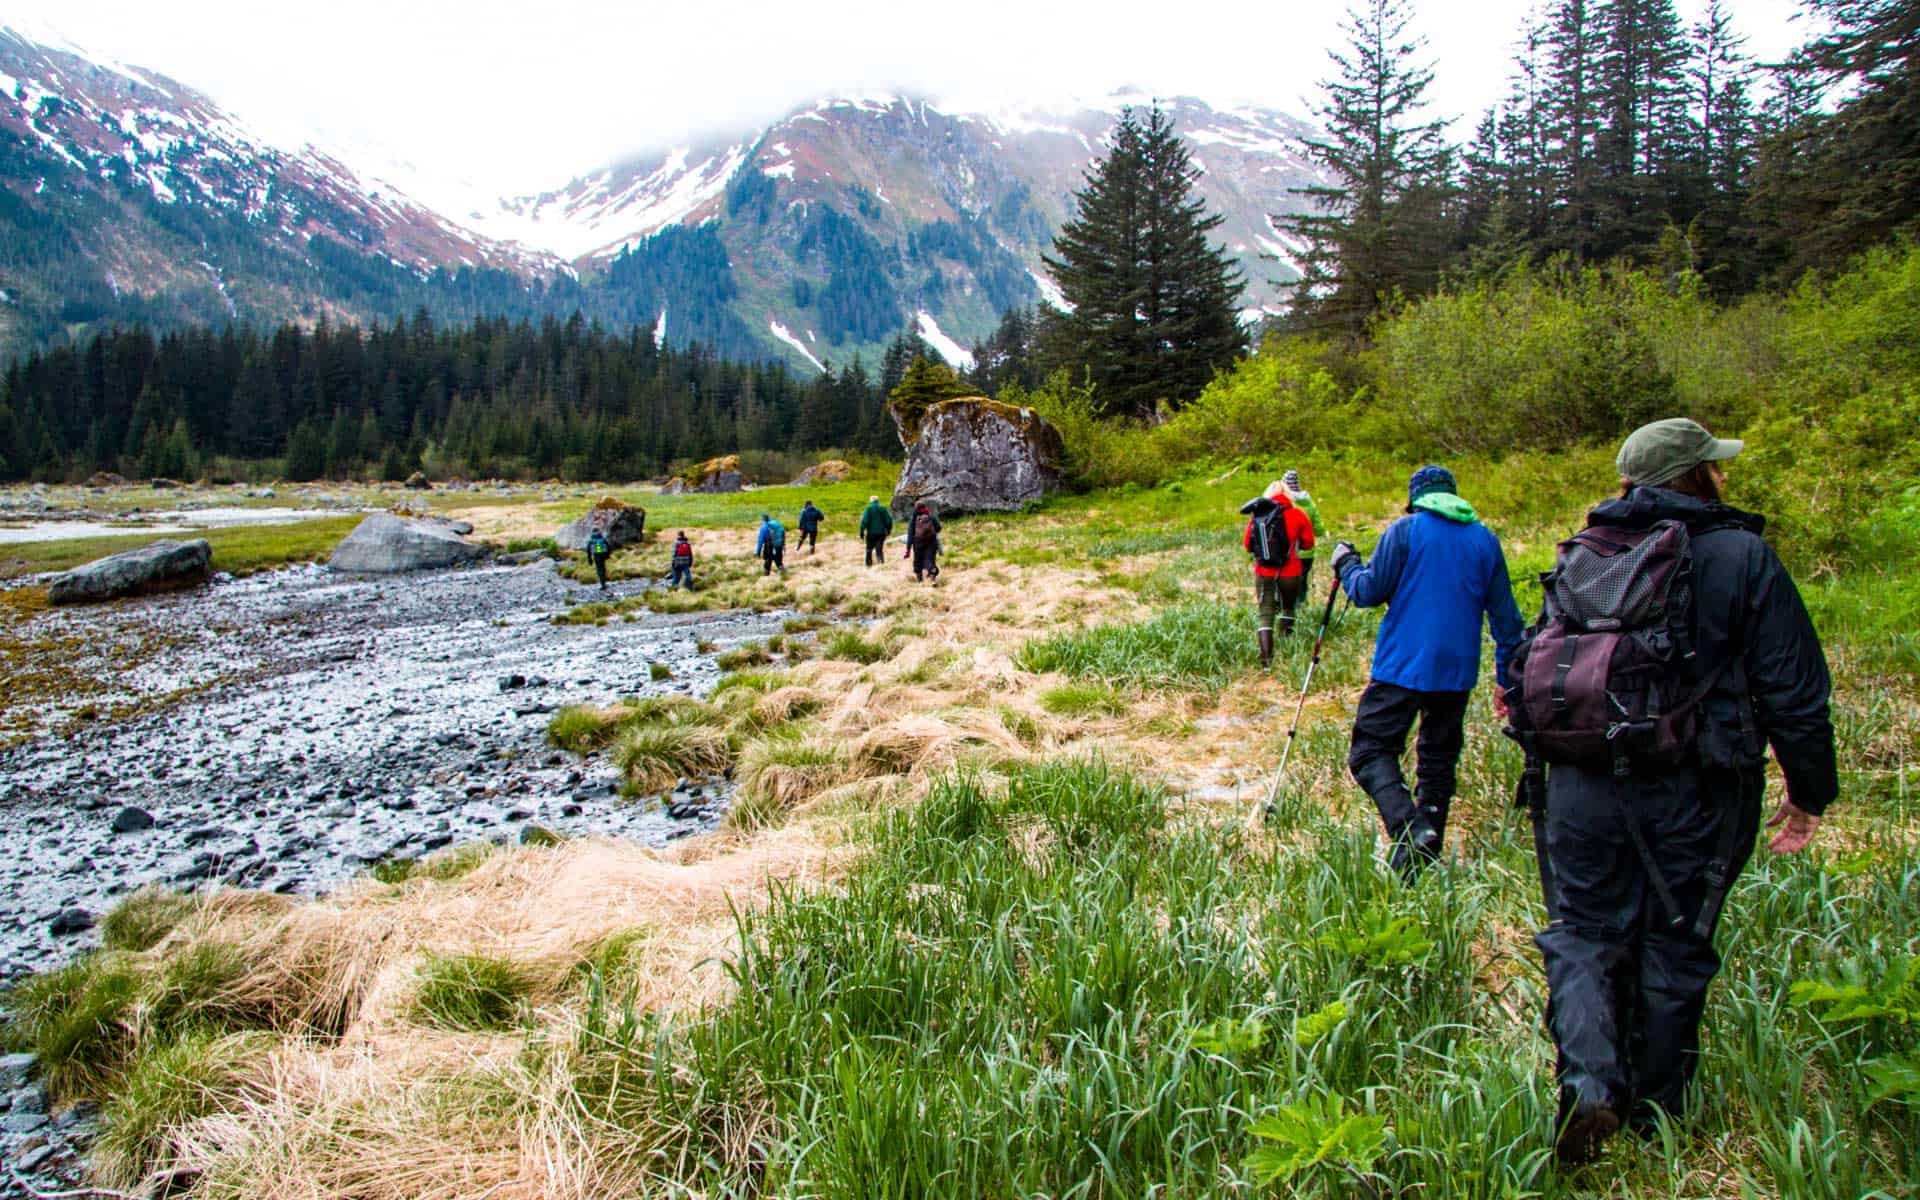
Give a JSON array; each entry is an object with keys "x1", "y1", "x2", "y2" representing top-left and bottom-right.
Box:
[{"x1": 0, "y1": 558, "x2": 781, "y2": 985}]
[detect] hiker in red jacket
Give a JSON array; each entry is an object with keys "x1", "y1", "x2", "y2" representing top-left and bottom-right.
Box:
[{"x1": 1242, "y1": 480, "x2": 1316, "y2": 667}]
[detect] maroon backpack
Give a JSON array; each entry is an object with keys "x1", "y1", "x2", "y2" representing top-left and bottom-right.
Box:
[{"x1": 1504, "y1": 517, "x2": 1722, "y2": 772}]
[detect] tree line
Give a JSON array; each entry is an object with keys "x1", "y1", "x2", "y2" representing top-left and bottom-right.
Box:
[
  {"x1": 1280, "y1": 0, "x2": 1920, "y2": 335},
  {"x1": 0, "y1": 314, "x2": 962, "y2": 483}
]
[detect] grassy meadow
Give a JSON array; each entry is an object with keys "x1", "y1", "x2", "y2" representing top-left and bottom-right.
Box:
[{"x1": 5, "y1": 440, "x2": 1916, "y2": 1198}]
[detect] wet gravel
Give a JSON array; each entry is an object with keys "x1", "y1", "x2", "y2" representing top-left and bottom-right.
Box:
[{"x1": 0, "y1": 557, "x2": 783, "y2": 985}]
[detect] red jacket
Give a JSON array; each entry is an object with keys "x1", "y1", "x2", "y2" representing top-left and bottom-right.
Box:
[{"x1": 1244, "y1": 495, "x2": 1315, "y2": 579}]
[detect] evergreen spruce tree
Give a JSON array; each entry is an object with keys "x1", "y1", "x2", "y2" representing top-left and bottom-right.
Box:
[
  {"x1": 1592, "y1": 0, "x2": 1693, "y2": 258},
  {"x1": 1044, "y1": 105, "x2": 1244, "y2": 416},
  {"x1": 1757, "y1": 0, "x2": 1920, "y2": 275},
  {"x1": 1278, "y1": 0, "x2": 1453, "y2": 337},
  {"x1": 1542, "y1": 0, "x2": 1605, "y2": 261}
]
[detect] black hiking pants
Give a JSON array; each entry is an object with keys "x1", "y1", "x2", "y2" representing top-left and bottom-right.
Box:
[
  {"x1": 798, "y1": 527, "x2": 817, "y2": 552},
  {"x1": 592, "y1": 557, "x2": 608, "y2": 587},
  {"x1": 1348, "y1": 681, "x2": 1470, "y2": 870},
  {"x1": 912, "y1": 542, "x2": 939, "y2": 580},
  {"x1": 1536, "y1": 764, "x2": 1762, "y2": 1127},
  {"x1": 762, "y1": 546, "x2": 784, "y2": 575},
  {"x1": 865, "y1": 533, "x2": 886, "y2": 567}
]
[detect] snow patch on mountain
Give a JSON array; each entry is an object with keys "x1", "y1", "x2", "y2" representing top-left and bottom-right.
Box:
[
  {"x1": 769, "y1": 319, "x2": 825, "y2": 372},
  {"x1": 915, "y1": 312, "x2": 975, "y2": 370}
]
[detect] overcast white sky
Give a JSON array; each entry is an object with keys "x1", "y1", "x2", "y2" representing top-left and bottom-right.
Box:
[{"x1": 14, "y1": 0, "x2": 1809, "y2": 198}]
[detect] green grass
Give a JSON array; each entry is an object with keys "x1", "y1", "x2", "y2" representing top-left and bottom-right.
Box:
[
  {"x1": 1016, "y1": 600, "x2": 1257, "y2": 689},
  {"x1": 1038, "y1": 680, "x2": 1131, "y2": 718},
  {"x1": 99, "y1": 888, "x2": 197, "y2": 952},
  {"x1": 0, "y1": 515, "x2": 362, "y2": 581},
  {"x1": 818, "y1": 627, "x2": 895, "y2": 664},
  {"x1": 410, "y1": 954, "x2": 537, "y2": 1032},
  {"x1": 554, "y1": 756, "x2": 1920, "y2": 1196},
  {"x1": 94, "y1": 1030, "x2": 271, "y2": 1187}
]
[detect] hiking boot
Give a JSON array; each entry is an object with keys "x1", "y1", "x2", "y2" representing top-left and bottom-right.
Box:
[
  {"x1": 1280, "y1": 616, "x2": 1296, "y2": 638},
  {"x1": 1257, "y1": 628, "x2": 1274, "y2": 668},
  {"x1": 1555, "y1": 1103, "x2": 1621, "y2": 1167},
  {"x1": 1411, "y1": 805, "x2": 1445, "y2": 862}
]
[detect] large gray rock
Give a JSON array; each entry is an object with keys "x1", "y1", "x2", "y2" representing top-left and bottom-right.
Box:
[
  {"x1": 327, "y1": 515, "x2": 490, "y2": 574},
  {"x1": 891, "y1": 398, "x2": 1066, "y2": 517},
  {"x1": 554, "y1": 500, "x2": 647, "y2": 551},
  {"x1": 47, "y1": 539, "x2": 212, "y2": 605}
]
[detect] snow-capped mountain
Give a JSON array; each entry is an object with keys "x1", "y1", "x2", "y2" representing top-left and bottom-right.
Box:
[{"x1": 0, "y1": 24, "x2": 1324, "y2": 371}]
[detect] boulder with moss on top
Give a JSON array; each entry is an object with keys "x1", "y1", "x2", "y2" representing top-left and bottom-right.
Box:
[
  {"x1": 555, "y1": 496, "x2": 647, "y2": 551},
  {"x1": 889, "y1": 392, "x2": 1066, "y2": 517},
  {"x1": 661, "y1": 454, "x2": 745, "y2": 494}
]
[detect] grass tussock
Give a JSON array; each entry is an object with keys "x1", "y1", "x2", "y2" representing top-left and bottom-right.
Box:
[
  {"x1": 100, "y1": 887, "x2": 199, "y2": 952},
  {"x1": 614, "y1": 723, "x2": 734, "y2": 795},
  {"x1": 409, "y1": 954, "x2": 538, "y2": 1032},
  {"x1": 1038, "y1": 680, "x2": 1132, "y2": 719},
  {"x1": 819, "y1": 627, "x2": 896, "y2": 664},
  {"x1": 94, "y1": 1030, "x2": 273, "y2": 1188}
]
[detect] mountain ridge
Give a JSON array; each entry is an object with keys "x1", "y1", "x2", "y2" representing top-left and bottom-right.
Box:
[{"x1": 0, "y1": 25, "x2": 1324, "y2": 372}]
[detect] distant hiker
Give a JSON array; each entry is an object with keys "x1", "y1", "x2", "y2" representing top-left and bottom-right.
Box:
[
  {"x1": 1240, "y1": 480, "x2": 1317, "y2": 667},
  {"x1": 859, "y1": 495, "x2": 894, "y2": 568},
  {"x1": 665, "y1": 531, "x2": 694, "y2": 590},
  {"x1": 584, "y1": 528, "x2": 613, "y2": 590},
  {"x1": 905, "y1": 501, "x2": 942, "y2": 582},
  {"x1": 797, "y1": 500, "x2": 824, "y2": 554},
  {"x1": 1283, "y1": 469, "x2": 1328, "y2": 590},
  {"x1": 1331, "y1": 465, "x2": 1524, "y2": 881},
  {"x1": 1506, "y1": 419, "x2": 1835, "y2": 1166},
  {"x1": 756, "y1": 513, "x2": 787, "y2": 576}
]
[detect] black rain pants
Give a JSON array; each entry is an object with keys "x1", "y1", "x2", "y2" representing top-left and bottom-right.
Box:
[
  {"x1": 1535, "y1": 763, "x2": 1762, "y2": 1127},
  {"x1": 1348, "y1": 681, "x2": 1470, "y2": 871}
]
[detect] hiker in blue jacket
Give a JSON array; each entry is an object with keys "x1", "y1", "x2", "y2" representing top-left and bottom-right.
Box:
[
  {"x1": 1331, "y1": 465, "x2": 1525, "y2": 880},
  {"x1": 755, "y1": 513, "x2": 787, "y2": 576}
]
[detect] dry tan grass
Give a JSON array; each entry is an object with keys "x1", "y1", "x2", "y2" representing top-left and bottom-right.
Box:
[{"x1": 83, "y1": 541, "x2": 1346, "y2": 1196}]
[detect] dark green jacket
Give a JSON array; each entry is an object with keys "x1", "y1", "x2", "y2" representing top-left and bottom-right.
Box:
[{"x1": 859, "y1": 501, "x2": 894, "y2": 539}]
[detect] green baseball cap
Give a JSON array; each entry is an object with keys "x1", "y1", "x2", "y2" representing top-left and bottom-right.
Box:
[{"x1": 1616, "y1": 418, "x2": 1744, "y2": 486}]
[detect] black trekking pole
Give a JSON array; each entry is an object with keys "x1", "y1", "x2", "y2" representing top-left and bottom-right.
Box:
[{"x1": 1247, "y1": 574, "x2": 1346, "y2": 831}]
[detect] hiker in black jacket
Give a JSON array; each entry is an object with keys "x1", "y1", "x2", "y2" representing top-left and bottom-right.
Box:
[
  {"x1": 905, "y1": 501, "x2": 941, "y2": 582},
  {"x1": 1516, "y1": 418, "x2": 1837, "y2": 1165},
  {"x1": 797, "y1": 500, "x2": 824, "y2": 554}
]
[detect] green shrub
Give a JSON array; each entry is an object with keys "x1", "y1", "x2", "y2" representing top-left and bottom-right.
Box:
[{"x1": 410, "y1": 954, "x2": 536, "y2": 1032}]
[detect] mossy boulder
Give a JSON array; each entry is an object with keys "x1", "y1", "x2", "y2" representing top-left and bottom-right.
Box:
[
  {"x1": 662, "y1": 454, "x2": 744, "y2": 494},
  {"x1": 788, "y1": 459, "x2": 853, "y2": 486},
  {"x1": 555, "y1": 496, "x2": 647, "y2": 550},
  {"x1": 890, "y1": 397, "x2": 1066, "y2": 517}
]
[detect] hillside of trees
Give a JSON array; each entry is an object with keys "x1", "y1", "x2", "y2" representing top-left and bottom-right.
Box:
[{"x1": 0, "y1": 317, "x2": 967, "y2": 483}]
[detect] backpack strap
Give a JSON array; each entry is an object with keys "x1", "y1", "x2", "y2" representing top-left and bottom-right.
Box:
[
  {"x1": 1550, "y1": 634, "x2": 1579, "y2": 713},
  {"x1": 1692, "y1": 795, "x2": 1746, "y2": 940},
  {"x1": 1613, "y1": 775, "x2": 1687, "y2": 931}
]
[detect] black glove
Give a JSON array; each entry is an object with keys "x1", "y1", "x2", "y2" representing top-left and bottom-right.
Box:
[{"x1": 1329, "y1": 541, "x2": 1359, "y2": 575}]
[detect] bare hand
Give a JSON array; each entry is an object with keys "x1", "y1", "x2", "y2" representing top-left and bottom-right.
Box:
[
  {"x1": 1492, "y1": 687, "x2": 1510, "y2": 720},
  {"x1": 1766, "y1": 798, "x2": 1821, "y2": 855}
]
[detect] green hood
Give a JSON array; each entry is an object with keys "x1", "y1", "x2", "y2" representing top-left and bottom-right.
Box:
[{"x1": 1411, "y1": 492, "x2": 1478, "y2": 523}]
